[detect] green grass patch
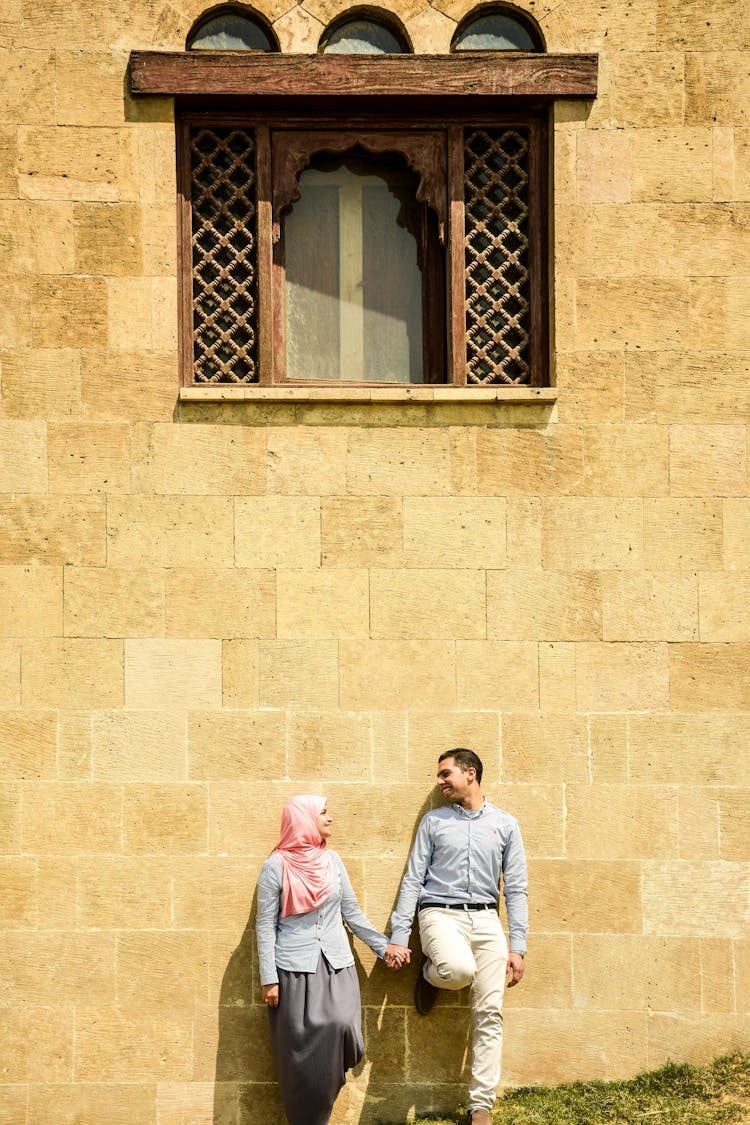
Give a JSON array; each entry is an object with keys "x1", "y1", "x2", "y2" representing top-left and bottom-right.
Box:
[{"x1": 395, "y1": 1053, "x2": 750, "y2": 1125}]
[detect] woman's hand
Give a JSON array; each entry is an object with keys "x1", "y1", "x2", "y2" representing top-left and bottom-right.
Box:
[
  {"x1": 384, "y1": 944, "x2": 411, "y2": 971},
  {"x1": 262, "y1": 984, "x2": 280, "y2": 1008}
]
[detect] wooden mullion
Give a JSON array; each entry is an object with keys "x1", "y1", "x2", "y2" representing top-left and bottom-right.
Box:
[
  {"x1": 176, "y1": 116, "x2": 195, "y2": 387},
  {"x1": 255, "y1": 124, "x2": 273, "y2": 385},
  {"x1": 526, "y1": 115, "x2": 549, "y2": 387},
  {"x1": 447, "y1": 125, "x2": 466, "y2": 386}
]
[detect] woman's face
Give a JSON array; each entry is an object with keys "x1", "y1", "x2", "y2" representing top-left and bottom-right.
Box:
[{"x1": 315, "y1": 806, "x2": 333, "y2": 839}]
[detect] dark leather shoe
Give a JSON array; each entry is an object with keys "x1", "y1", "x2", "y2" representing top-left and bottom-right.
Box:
[
  {"x1": 414, "y1": 959, "x2": 437, "y2": 1015},
  {"x1": 467, "y1": 1111, "x2": 492, "y2": 1125}
]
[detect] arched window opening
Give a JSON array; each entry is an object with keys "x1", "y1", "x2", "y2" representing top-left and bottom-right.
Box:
[
  {"x1": 452, "y1": 4, "x2": 544, "y2": 51},
  {"x1": 187, "y1": 6, "x2": 277, "y2": 51},
  {"x1": 320, "y1": 11, "x2": 410, "y2": 54}
]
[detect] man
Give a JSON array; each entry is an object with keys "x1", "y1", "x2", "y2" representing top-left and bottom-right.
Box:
[{"x1": 388, "y1": 748, "x2": 528, "y2": 1125}]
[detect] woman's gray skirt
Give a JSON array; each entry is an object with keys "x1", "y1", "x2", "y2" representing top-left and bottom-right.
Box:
[{"x1": 269, "y1": 955, "x2": 363, "y2": 1125}]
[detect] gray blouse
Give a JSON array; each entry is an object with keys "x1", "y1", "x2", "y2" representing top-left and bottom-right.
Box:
[{"x1": 256, "y1": 849, "x2": 389, "y2": 987}]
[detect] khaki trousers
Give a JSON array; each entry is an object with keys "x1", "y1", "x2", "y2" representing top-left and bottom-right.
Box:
[{"x1": 418, "y1": 906, "x2": 508, "y2": 1113}]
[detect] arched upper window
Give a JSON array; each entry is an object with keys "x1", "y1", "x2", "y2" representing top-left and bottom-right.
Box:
[
  {"x1": 320, "y1": 11, "x2": 411, "y2": 54},
  {"x1": 452, "y1": 4, "x2": 544, "y2": 52},
  {"x1": 187, "y1": 6, "x2": 278, "y2": 51}
]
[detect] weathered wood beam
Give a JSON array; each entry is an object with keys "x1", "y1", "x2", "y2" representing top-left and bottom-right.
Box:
[{"x1": 129, "y1": 51, "x2": 598, "y2": 100}]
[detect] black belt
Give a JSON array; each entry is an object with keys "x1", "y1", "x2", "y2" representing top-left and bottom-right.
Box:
[{"x1": 419, "y1": 901, "x2": 495, "y2": 911}]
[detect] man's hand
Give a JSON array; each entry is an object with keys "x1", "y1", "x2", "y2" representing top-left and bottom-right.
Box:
[
  {"x1": 262, "y1": 984, "x2": 279, "y2": 1007},
  {"x1": 506, "y1": 952, "x2": 524, "y2": 988},
  {"x1": 384, "y1": 944, "x2": 411, "y2": 971}
]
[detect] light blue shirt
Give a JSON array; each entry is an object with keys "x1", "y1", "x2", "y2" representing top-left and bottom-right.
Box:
[
  {"x1": 256, "y1": 849, "x2": 389, "y2": 986},
  {"x1": 389, "y1": 801, "x2": 529, "y2": 954}
]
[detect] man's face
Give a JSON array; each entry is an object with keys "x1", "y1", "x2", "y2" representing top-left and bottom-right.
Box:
[{"x1": 436, "y1": 757, "x2": 474, "y2": 804}]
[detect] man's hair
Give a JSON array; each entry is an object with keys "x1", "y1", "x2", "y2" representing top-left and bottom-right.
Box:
[{"x1": 438, "y1": 747, "x2": 483, "y2": 784}]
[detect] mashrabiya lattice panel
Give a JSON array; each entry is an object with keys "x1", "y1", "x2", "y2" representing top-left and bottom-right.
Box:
[
  {"x1": 190, "y1": 127, "x2": 260, "y2": 384},
  {"x1": 464, "y1": 128, "x2": 531, "y2": 386}
]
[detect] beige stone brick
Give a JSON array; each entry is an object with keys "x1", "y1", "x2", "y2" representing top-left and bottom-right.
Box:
[
  {"x1": 222, "y1": 639, "x2": 259, "y2": 709},
  {"x1": 576, "y1": 130, "x2": 631, "y2": 204},
  {"x1": 539, "y1": 641, "x2": 577, "y2": 712},
  {"x1": 402, "y1": 496, "x2": 506, "y2": 569},
  {"x1": 107, "y1": 277, "x2": 153, "y2": 349},
  {"x1": 555, "y1": 202, "x2": 639, "y2": 281},
  {"x1": 576, "y1": 642, "x2": 669, "y2": 711},
  {"x1": 507, "y1": 497, "x2": 542, "y2": 570},
  {"x1": 644, "y1": 499, "x2": 723, "y2": 570},
  {"x1": 31, "y1": 276, "x2": 107, "y2": 348},
  {"x1": 370, "y1": 568, "x2": 486, "y2": 639},
  {"x1": 77, "y1": 856, "x2": 173, "y2": 929},
  {"x1": 140, "y1": 200, "x2": 177, "y2": 274},
  {"x1": 117, "y1": 931, "x2": 209, "y2": 1013},
  {"x1": 0, "y1": 930, "x2": 115, "y2": 1004},
  {"x1": 601, "y1": 571, "x2": 699, "y2": 641},
  {"x1": 235, "y1": 496, "x2": 320, "y2": 568},
  {"x1": 0, "y1": 495, "x2": 106, "y2": 566},
  {"x1": 630, "y1": 714, "x2": 750, "y2": 785},
  {"x1": 22, "y1": 638, "x2": 123, "y2": 709},
  {"x1": 0, "y1": 1086, "x2": 25, "y2": 1125},
  {"x1": 0, "y1": 348, "x2": 81, "y2": 420},
  {"x1": 286, "y1": 711, "x2": 372, "y2": 782},
  {"x1": 0, "y1": 784, "x2": 21, "y2": 852},
  {"x1": 0, "y1": 641, "x2": 20, "y2": 708},
  {"x1": 567, "y1": 784, "x2": 679, "y2": 859},
  {"x1": 64, "y1": 566, "x2": 165, "y2": 638},
  {"x1": 124, "y1": 639, "x2": 222, "y2": 710},
  {"x1": 580, "y1": 425, "x2": 669, "y2": 497},
  {"x1": 196, "y1": 1003, "x2": 275, "y2": 1083},
  {"x1": 267, "y1": 427, "x2": 346, "y2": 495},
  {"x1": 57, "y1": 711, "x2": 92, "y2": 780},
  {"x1": 542, "y1": 498, "x2": 643, "y2": 570},
  {"x1": 259, "y1": 639, "x2": 339, "y2": 709},
  {"x1": 727, "y1": 277, "x2": 750, "y2": 349},
  {"x1": 650, "y1": 1013, "x2": 750, "y2": 1070},
  {"x1": 589, "y1": 714, "x2": 628, "y2": 782},
  {"x1": 689, "y1": 279, "x2": 728, "y2": 351},
  {"x1": 678, "y1": 787, "x2": 720, "y2": 860},
  {"x1": 0, "y1": 856, "x2": 36, "y2": 926},
  {"x1": 573, "y1": 935, "x2": 701, "y2": 1011},
  {"x1": 19, "y1": 125, "x2": 123, "y2": 200},
  {"x1": 173, "y1": 858, "x2": 259, "y2": 932},
  {"x1": 699, "y1": 572, "x2": 750, "y2": 640},
  {"x1": 628, "y1": 354, "x2": 750, "y2": 426},
  {"x1": 208, "y1": 781, "x2": 296, "y2": 855},
  {"x1": 670, "y1": 424, "x2": 747, "y2": 496},
  {"x1": 0, "y1": 200, "x2": 75, "y2": 273},
  {"x1": 530, "y1": 859, "x2": 642, "y2": 933},
  {"x1": 92, "y1": 711, "x2": 187, "y2": 783},
  {"x1": 502, "y1": 714, "x2": 589, "y2": 783},
  {"x1": 651, "y1": 204, "x2": 750, "y2": 277},
  {"x1": 670, "y1": 643, "x2": 750, "y2": 711},
  {"x1": 36, "y1": 856, "x2": 77, "y2": 929},
  {"x1": 0, "y1": 51, "x2": 55, "y2": 125},
  {"x1": 456, "y1": 641, "x2": 539, "y2": 711},
  {"x1": 0, "y1": 280, "x2": 32, "y2": 351},
  {"x1": 132, "y1": 421, "x2": 266, "y2": 496},
  {"x1": 623, "y1": 351, "x2": 657, "y2": 423},
  {"x1": 48, "y1": 422, "x2": 131, "y2": 494},
  {"x1": 632, "y1": 128, "x2": 714, "y2": 202},
  {"x1": 0, "y1": 710, "x2": 56, "y2": 779},
  {"x1": 475, "y1": 426, "x2": 582, "y2": 496},
  {"x1": 685, "y1": 51, "x2": 750, "y2": 127},
  {"x1": 81, "y1": 351, "x2": 177, "y2": 421},
  {"x1": 643, "y1": 861, "x2": 749, "y2": 937},
  {"x1": 0, "y1": 1008, "x2": 73, "y2": 1081},
  {"x1": 718, "y1": 789, "x2": 750, "y2": 860},
  {"x1": 345, "y1": 428, "x2": 451, "y2": 495},
  {"x1": 699, "y1": 937, "x2": 735, "y2": 1014},
  {"x1": 555, "y1": 352, "x2": 625, "y2": 425},
  {"x1": 484, "y1": 782, "x2": 564, "y2": 858},
  {"x1": 0, "y1": 566, "x2": 62, "y2": 638},
  {"x1": 406, "y1": 712, "x2": 500, "y2": 786},
  {"x1": 74, "y1": 1009, "x2": 193, "y2": 1082},
  {"x1": 326, "y1": 783, "x2": 420, "y2": 859},
  {"x1": 736, "y1": 940, "x2": 750, "y2": 1013},
  {"x1": 340, "y1": 640, "x2": 455, "y2": 711},
  {"x1": 123, "y1": 783, "x2": 208, "y2": 854},
  {"x1": 73, "y1": 202, "x2": 142, "y2": 275},
  {"x1": 29, "y1": 1084, "x2": 156, "y2": 1125},
  {"x1": 156, "y1": 1082, "x2": 224, "y2": 1125},
  {"x1": 576, "y1": 279, "x2": 690, "y2": 350},
  {"x1": 611, "y1": 52, "x2": 685, "y2": 128},
  {"x1": 188, "y1": 710, "x2": 285, "y2": 781},
  {"x1": 22, "y1": 781, "x2": 122, "y2": 854},
  {"x1": 322, "y1": 496, "x2": 403, "y2": 567},
  {"x1": 724, "y1": 498, "x2": 750, "y2": 569},
  {"x1": 0, "y1": 126, "x2": 16, "y2": 197},
  {"x1": 108, "y1": 496, "x2": 233, "y2": 568},
  {"x1": 277, "y1": 568, "x2": 369, "y2": 639},
  {"x1": 488, "y1": 570, "x2": 601, "y2": 641},
  {"x1": 55, "y1": 52, "x2": 127, "y2": 127},
  {"x1": 166, "y1": 568, "x2": 275, "y2": 640}
]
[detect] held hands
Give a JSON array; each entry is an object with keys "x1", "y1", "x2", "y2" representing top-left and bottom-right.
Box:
[
  {"x1": 506, "y1": 952, "x2": 525, "y2": 988},
  {"x1": 261, "y1": 984, "x2": 279, "y2": 1008},
  {"x1": 384, "y1": 943, "x2": 411, "y2": 971}
]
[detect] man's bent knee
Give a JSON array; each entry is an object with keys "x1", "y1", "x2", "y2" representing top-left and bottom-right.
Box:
[{"x1": 427, "y1": 956, "x2": 475, "y2": 990}]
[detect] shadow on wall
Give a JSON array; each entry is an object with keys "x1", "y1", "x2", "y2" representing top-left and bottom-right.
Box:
[{"x1": 212, "y1": 793, "x2": 470, "y2": 1124}]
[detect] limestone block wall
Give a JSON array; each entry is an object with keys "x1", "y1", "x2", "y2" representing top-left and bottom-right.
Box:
[{"x1": 1, "y1": 0, "x2": 749, "y2": 1121}]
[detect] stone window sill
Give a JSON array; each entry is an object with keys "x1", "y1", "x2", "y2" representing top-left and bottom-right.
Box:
[{"x1": 178, "y1": 385, "x2": 557, "y2": 405}]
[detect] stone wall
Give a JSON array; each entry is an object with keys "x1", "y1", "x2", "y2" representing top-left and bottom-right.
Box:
[{"x1": 1, "y1": 0, "x2": 749, "y2": 1121}]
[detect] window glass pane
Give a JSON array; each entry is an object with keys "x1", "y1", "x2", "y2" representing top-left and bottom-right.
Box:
[
  {"x1": 285, "y1": 154, "x2": 425, "y2": 383},
  {"x1": 190, "y1": 13, "x2": 275, "y2": 51},
  {"x1": 453, "y1": 12, "x2": 539, "y2": 51},
  {"x1": 322, "y1": 19, "x2": 407, "y2": 54}
]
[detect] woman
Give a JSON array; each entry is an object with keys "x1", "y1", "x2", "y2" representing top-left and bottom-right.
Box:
[{"x1": 256, "y1": 795, "x2": 404, "y2": 1125}]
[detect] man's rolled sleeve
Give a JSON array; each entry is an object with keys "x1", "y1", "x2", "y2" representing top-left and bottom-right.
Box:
[{"x1": 502, "y1": 821, "x2": 529, "y2": 955}]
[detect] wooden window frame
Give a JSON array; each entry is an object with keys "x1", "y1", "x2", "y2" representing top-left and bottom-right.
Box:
[{"x1": 131, "y1": 52, "x2": 598, "y2": 391}]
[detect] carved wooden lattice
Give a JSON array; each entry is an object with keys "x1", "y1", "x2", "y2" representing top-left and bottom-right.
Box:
[
  {"x1": 464, "y1": 128, "x2": 531, "y2": 385},
  {"x1": 190, "y1": 127, "x2": 259, "y2": 383}
]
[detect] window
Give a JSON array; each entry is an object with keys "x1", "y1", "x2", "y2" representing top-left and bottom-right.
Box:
[
  {"x1": 320, "y1": 12, "x2": 411, "y2": 55},
  {"x1": 131, "y1": 44, "x2": 598, "y2": 392},
  {"x1": 452, "y1": 5, "x2": 544, "y2": 52},
  {"x1": 187, "y1": 7, "x2": 278, "y2": 52}
]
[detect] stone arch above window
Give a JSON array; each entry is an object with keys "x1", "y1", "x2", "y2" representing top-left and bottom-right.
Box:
[
  {"x1": 187, "y1": 5, "x2": 278, "y2": 51},
  {"x1": 451, "y1": 4, "x2": 544, "y2": 52},
  {"x1": 319, "y1": 9, "x2": 412, "y2": 54}
]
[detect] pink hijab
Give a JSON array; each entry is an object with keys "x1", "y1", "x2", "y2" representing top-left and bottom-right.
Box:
[{"x1": 274, "y1": 795, "x2": 335, "y2": 918}]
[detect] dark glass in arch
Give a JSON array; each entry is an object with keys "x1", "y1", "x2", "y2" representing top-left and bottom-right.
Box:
[
  {"x1": 188, "y1": 10, "x2": 276, "y2": 51},
  {"x1": 453, "y1": 8, "x2": 543, "y2": 51},
  {"x1": 321, "y1": 17, "x2": 409, "y2": 54}
]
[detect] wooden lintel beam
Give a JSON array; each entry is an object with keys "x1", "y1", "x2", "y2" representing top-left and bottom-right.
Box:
[{"x1": 129, "y1": 51, "x2": 598, "y2": 100}]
